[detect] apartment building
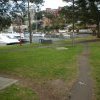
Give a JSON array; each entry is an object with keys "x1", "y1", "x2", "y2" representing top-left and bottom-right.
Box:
[{"x1": 42, "y1": 7, "x2": 62, "y2": 27}]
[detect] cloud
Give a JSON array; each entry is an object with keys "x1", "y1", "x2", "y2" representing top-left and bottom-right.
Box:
[{"x1": 42, "y1": 0, "x2": 66, "y2": 10}]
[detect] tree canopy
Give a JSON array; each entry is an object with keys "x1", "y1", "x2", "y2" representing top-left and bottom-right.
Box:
[
  {"x1": 0, "y1": 0, "x2": 44, "y2": 31},
  {"x1": 62, "y1": 0, "x2": 100, "y2": 37}
]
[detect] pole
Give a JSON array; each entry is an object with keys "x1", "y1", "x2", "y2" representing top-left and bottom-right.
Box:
[
  {"x1": 28, "y1": 0, "x2": 32, "y2": 43},
  {"x1": 36, "y1": 5, "x2": 39, "y2": 33},
  {"x1": 97, "y1": 2, "x2": 100, "y2": 38},
  {"x1": 72, "y1": 0, "x2": 75, "y2": 46},
  {"x1": 19, "y1": 19, "x2": 22, "y2": 46},
  {"x1": 17, "y1": 16, "x2": 22, "y2": 46},
  {"x1": 36, "y1": 11, "x2": 37, "y2": 33}
]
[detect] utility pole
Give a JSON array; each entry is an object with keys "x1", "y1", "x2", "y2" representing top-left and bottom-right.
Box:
[{"x1": 28, "y1": 0, "x2": 32, "y2": 43}]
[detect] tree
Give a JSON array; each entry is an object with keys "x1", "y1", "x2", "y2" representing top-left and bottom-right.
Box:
[
  {"x1": 27, "y1": 0, "x2": 43, "y2": 43},
  {"x1": 75, "y1": 0, "x2": 89, "y2": 27},
  {"x1": 0, "y1": 15, "x2": 11, "y2": 31},
  {"x1": 59, "y1": 6, "x2": 74, "y2": 24},
  {"x1": 0, "y1": 0, "x2": 11, "y2": 31},
  {"x1": 0, "y1": 0, "x2": 44, "y2": 32},
  {"x1": 88, "y1": 0, "x2": 100, "y2": 37},
  {"x1": 42, "y1": 9, "x2": 67, "y2": 32},
  {"x1": 63, "y1": 0, "x2": 100, "y2": 37},
  {"x1": 62, "y1": 0, "x2": 89, "y2": 28},
  {"x1": 34, "y1": 11, "x2": 43, "y2": 20},
  {"x1": 62, "y1": 0, "x2": 75, "y2": 25}
]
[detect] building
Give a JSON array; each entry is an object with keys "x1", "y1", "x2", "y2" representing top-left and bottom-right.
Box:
[
  {"x1": 45, "y1": 7, "x2": 62, "y2": 16},
  {"x1": 42, "y1": 7, "x2": 63, "y2": 27}
]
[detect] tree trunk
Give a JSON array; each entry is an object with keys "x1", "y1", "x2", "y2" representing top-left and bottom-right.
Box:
[
  {"x1": 96, "y1": 12, "x2": 100, "y2": 38},
  {"x1": 97, "y1": 21, "x2": 100, "y2": 38}
]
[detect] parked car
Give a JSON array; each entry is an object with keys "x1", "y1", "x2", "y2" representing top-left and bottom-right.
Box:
[
  {"x1": 5, "y1": 32, "x2": 29, "y2": 43},
  {"x1": 33, "y1": 33, "x2": 45, "y2": 38},
  {"x1": 62, "y1": 33, "x2": 70, "y2": 38},
  {"x1": 0, "y1": 34, "x2": 20, "y2": 45}
]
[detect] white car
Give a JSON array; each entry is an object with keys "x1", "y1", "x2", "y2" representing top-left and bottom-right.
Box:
[
  {"x1": 61, "y1": 33, "x2": 70, "y2": 39},
  {"x1": 33, "y1": 33, "x2": 45, "y2": 38},
  {"x1": 5, "y1": 33, "x2": 29, "y2": 43},
  {"x1": 5, "y1": 32, "x2": 24, "y2": 39},
  {"x1": 0, "y1": 34, "x2": 20, "y2": 45}
]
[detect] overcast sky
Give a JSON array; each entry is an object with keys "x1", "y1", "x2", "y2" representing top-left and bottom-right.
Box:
[{"x1": 41, "y1": 0, "x2": 67, "y2": 10}]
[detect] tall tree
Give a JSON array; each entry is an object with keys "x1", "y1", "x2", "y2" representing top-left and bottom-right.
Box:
[
  {"x1": 63, "y1": 0, "x2": 100, "y2": 37},
  {"x1": 59, "y1": 6, "x2": 73, "y2": 24},
  {"x1": 0, "y1": 0, "x2": 11, "y2": 31},
  {"x1": 75, "y1": 0, "x2": 88, "y2": 27},
  {"x1": 88, "y1": 0, "x2": 100, "y2": 37},
  {"x1": 62, "y1": 0, "x2": 89, "y2": 27}
]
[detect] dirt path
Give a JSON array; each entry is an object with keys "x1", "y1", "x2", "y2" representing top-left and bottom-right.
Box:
[{"x1": 69, "y1": 43, "x2": 93, "y2": 100}]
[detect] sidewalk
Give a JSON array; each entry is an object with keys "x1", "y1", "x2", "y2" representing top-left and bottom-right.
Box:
[
  {"x1": 69, "y1": 43, "x2": 93, "y2": 100},
  {"x1": 0, "y1": 77, "x2": 18, "y2": 90}
]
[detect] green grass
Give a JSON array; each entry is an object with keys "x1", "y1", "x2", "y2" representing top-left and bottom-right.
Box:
[
  {"x1": 0, "y1": 85, "x2": 39, "y2": 100},
  {"x1": 89, "y1": 42, "x2": 100, "y2": 100},
  {"x1": 0, "y1": 44, "x2": 82, "y2": 81},
  {"x1": 53, "y1": 35, "x2": 96, "y2": 46},
  {"x1": 0, "y1": 43, "x2": 83, "y2": 99}
]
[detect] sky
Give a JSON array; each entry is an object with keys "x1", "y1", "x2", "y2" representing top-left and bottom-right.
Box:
[{"x1": 41, "y1": 0, "x2": 67, "y2": 10}]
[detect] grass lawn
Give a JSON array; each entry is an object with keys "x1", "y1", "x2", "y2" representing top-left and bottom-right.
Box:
[
  {"x1": 89, "y1": 42, "x2": 100, "y2": 100},
  {"x1": 0, "y1": 43, "x2": 82, "y2": 99},
  {"x1": 0, "y1": 44, "x2": 82, "y2": 81},
  {"x1": 0, "y1": 85, "x2": 39, "y2": 100}
]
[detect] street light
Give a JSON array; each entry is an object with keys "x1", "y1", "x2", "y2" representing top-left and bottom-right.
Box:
[{"x1": 28, "y1": 0, "x2": 32, "y2": 43}]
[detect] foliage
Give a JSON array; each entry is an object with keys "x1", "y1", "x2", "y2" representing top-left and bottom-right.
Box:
[
  {"x1": 0, "y1": 0, "x2": 44, "y2": 31},
  {"x1": 32, "y1": 21, "x2": 42, "y2": 30},
  {"x1": 63, "y1": 0, "x2": 100, "y2": 37},
  {"x1": 75, "y1": 0, "x2": 89, "y2": 26},
  {"x1": 0, "y1": 15, "x2": 11, "y2": 31},
  {"x1": 30, "y1": 0, "x2": 44, "y2": 4},
  {"x1": 59, "y1": 6, "x2": 73, "y2": 24},
  {"x1": 43, "y1": 11, "x2": 66, "y2": 31},
  {"x1": 34, "y1": 11, "x2": 43, "y2": 20},
  {"x1": 88, "y1": 0, "x2": 100, "y2": 37},
  {"x1": 0, "y1": 0, "x2": 11, "y2": 31}
]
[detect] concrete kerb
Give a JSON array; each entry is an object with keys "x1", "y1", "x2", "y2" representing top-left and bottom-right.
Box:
[{"x1": 0, "y1": 77, "x2": 18, "y2": 90}]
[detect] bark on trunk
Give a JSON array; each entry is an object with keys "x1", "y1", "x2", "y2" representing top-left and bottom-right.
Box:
[{"x1": 96, "y1": 17, "x2": 100, "y2": 38}]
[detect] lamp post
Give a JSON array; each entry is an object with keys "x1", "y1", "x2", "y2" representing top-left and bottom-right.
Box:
[{"x1": 28, "y1": 0, "x2": 32, "y2": 43}]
